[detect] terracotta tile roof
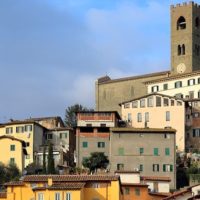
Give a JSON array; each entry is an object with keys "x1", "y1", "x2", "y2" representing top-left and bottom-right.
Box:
[
  {"x1": 33, "y1": 182, "x2": 85, "y2": 191},
  {"x1": 163, "y1": 189, "x2": 190, "y2": 200},
  {"x1": 111, "y1": 127, "x2": 176, "y2": 133},
  {"x1": 121, "y1": 183, "x2": 148, "y2": 187},
  {"x1": 23, "y1": 175, "x2": 119, "y2": 182},
  {"x1": 119, "y1": 92, "x2": 184, "y2": 105},
  {"x1": 4, "y1": 181, "x2": 25, "y2": 186},
  {"x1": 144, "y1": 70, "x2": 200, "y2": 84},
  {"x1": 97, "y1": 71, "x2": 170, "y2": 84},
  {"x1": 115, "y1": 170, "x2": 140, "y2": 174},
  {"x1": 149, "y1": 192, "x2": 170, "y2": 197},
  {"x1": 141, "y1": 176, "x2": 171, "y2": 182},
  {"x1": 0, "y1": 135, "x2": 26, "y2": 146},
  {"x1": 0, "y1": 192, "x2": 6, "y2": 198}
]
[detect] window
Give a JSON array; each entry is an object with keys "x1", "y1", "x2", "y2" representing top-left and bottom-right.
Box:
[
  {"x1": 145, "y1": 112, "x2": 149, "y2": 122},
  {"x1": 166, "y1": 111, "x2": 170, "y2": 121},
  {"x1": 24, "y1": 125, "x2": 32, "y2": 132},
  {"x1": 10, "y1": 158, "x2": 15, "y2": 165},
  {"x1": 82, "y1": 142, "x2": 88, "y2": 148},
  {"x1": 139, "y1": 148, "x2": 144, "y2": 155},
  {"x1": 118, "y1": 147, "x2": 124, "y2": 156},
  {"x1": 60, "y1": 132, "x2": 68, "y2": 139},
  {"x1": 135, "y1": 188, "x2": 140, "y2": 196},
  {"x1": 139, "y1": 164, "x2": 143, "y2": 172},
  {"x1": 163, "y1": 98, "x2": 169, "y2": 106},
  {"x1": 97, "y1": 142, "x2": 105, "y2": 148},
  {"x1": 47, "y1": 133, "x2": 53, "y2": 140},
  {"x1": 198, "y1": 78, "x2": 200, "y2": 84},
  {"x1": 66, "y1": 193, "x2": 71, "y2": 200},
  {"x1": 153, "y1": 164, "x2": 159, "y2": 172},
  {"x1": 137, "y1": 113, "x2": 142, "y2": 122},
  {"x1": 117, "y1": 163, "x2": 124, "y2": 170},
  {"x1": 124, "y1": 103, "x2": 130, "y2": 109},
  {"x1": 163, "y1": 83, "x2": 168, "y2": 90},
  {"x1": 151, "y1": 85, "x2": 159, "y2": 92},
  {"x1": 171, "y1": 100, "x2": 174, "y2": 106},
  {"x1": 182, "y1": 44, "x2": 185, "y2": 55},
  {"x1": 196, "y1": 17, "x2": 199, "y2": 28},
  {"x1": 154, "y1": 148, "x2": 159, "y2": 156},
  {"x1": 156, "y1": 96, "x2": 161, "y2": 107},
  {"x1": 178, "y1": 45, "x2": 181, "y2": 55},
  {"x1": 165, "y1": 148, "x2": 170, "y2": 156},
  {"x1": 198, "y1": 91, "x2": 200, "y2": 98},
  {"x1": 26, "y1": 142, "x2": 30, "y2": 147},
  {"x1": 188, "y1": 79, "x2": 195, "y2": 86},
  {"x1": 177, "y1": 16, "x2": 186, "y2": 30},
  {"x1": 132, "y1": 101, "x2": 138, "y2": 108},
  {"x1": 127, "y1": 113, "x2": 132, "y2": 122},
  {"x1": 16, "y1": 126, "x2": 24, "y2": 133},
  {"x1": 175, "y1": 93, "x2": 183, "y2": 98},
  {"x1": 38, "y1": 193, "x2": 44, "y2": 200},
  {"x1": 55, "y1": 193, "x2": 60, "y2": 200},
  {"x1": 10, "y1": 145, "x2": 15, "y2": 151},
  {"x1": 163, "y1": 164, "x2": 173, "y2": 172},
  {"x1": 147, "y1": 97, "x2": 153, "y2": 107},
  {"x1": 177, "y1": 101, "x2": 182, "y2": 106},
  {"x1": 175, "y1": 81, "x2": 182, "y2": 88},
  {"x1": 164, "y1": 133, "x2": 170, "y2": 139},
  {"x1": 6, "y1": 127, "x2": 13, "y2": 134},
  {"x1": 124, "y1": 187, "x2": 130, "y2": 195},
  {"x1": 189, "y1": 91, "x2": 194, "y2": 99},
  {"x1": 193, "y1": 129, "x2": 200, "y2": 137},
  {"x1": 140, "y1": 99, "x2": 145, "y2": 108}
]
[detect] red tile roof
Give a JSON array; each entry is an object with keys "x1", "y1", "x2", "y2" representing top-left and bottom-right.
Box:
[
  {"x1": 4, "y1": 181, "x2": 25, "y2": 186},
  {"x1": 141, "y1": 176, "x2": 171, "y2": 182},
  {"x1": 33, "y1": 182, "x2": 85, "y2": 191},
  {"x1": 23, "y1": 175, "x2": 119, "y2": 182}
]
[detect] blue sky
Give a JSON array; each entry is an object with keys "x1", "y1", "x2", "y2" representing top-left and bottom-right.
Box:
[{"x1": 0, "y1": 0, "x2": 192, "y2": 121}]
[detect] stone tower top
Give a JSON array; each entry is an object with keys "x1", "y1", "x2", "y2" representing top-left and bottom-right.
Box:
[{"x1": 171, "y1": 1, "x2": 200, "y2": 75}]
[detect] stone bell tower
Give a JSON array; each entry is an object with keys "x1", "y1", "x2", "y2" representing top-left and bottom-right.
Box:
[{"x1": 171, "y1": 1, "x2": 200, "y2": 74}]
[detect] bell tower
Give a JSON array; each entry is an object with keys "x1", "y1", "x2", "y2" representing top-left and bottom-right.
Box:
[{"x1": 171, "y1": 2, "x2": 200, "y2": 74}]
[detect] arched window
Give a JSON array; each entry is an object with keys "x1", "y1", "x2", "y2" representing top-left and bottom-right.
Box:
[
  {"x1": 195, "y1": 17, "x2": 199, "y2": 28},
  {"x1": 182, "y1": 44, "x2": 185, "y2": 55},
  {"x1": 178, "y1": 45, "x2": 181, "y2": 55},
  {"x1": 177, "y1": 16, "x2": 186, "y2": 30}
]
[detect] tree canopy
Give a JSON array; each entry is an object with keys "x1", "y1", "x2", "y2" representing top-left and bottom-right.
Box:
[
  {"x1": 47, "y1": 143, "x2": 55, "y2": 174},
  {"x1": 82, "y1": 152, "x2": 109, "y2": 173},
  {"x1": 65, "y1": 104, "x2": 93, "y2": 128}
]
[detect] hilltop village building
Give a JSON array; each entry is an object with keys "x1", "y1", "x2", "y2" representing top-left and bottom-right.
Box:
[{"x1": 95, "y1": 1, "x2": 200, "y2": 114}]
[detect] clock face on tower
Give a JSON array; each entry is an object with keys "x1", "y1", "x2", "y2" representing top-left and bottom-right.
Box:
[{"x1": 177, "y1": 63, "x2": 186, "y2": 74}]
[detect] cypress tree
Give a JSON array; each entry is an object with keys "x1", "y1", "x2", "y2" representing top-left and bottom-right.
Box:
[
  {"x1": 47, "y1": 143, "x2": 55, "y2": 174},
  {"x1": 42, "y1": 146, "x2": 46, "y2": 174}
]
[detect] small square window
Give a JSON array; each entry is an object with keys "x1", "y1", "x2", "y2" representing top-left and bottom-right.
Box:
[
  {"x1": 118, "y1": 148, "x2": 124, "y2": 156},
  {"x1": 82, "y1": 142, "x2": 88, "y2": 148},
  {"x1": 163, "y1": 83, "x2": 168, "y2": 90},
  {"x1": 154, "y1": 148, "x2": 159, "y2": 156},
  {"x1": 135, "y1": 188, "x2": 140, "y2": 196},
  {"x1": 124, "y1": 187, "x2": 130, "y2": 195},
  {"x1": 10, "y1": 145, "x2": 15, "y2": 151}
]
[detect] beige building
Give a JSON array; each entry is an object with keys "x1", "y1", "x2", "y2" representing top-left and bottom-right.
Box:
[
  {"x1": 0, "y1": 120, "x2": 45, "y2": 167},
  {"x1": 95, "y1": 2, "x2": 200, "y2": 115},
  {"x1": 120, "y1": 93, "x2": 185, "y2": 151},
  {"x1": 25, "y1": 116, "x2": 65, "y2": 129},
  {"x1": 109, "y1": 127, "x2": 176, "y2": 189}
]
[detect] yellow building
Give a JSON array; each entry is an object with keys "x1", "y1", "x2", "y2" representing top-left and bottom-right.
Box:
[
  {"x1": 0, "y1": 120, "x2": 45, "y2": 168},
  {"x1": 0, "y1": 135, "x2": 27, "y2": 171},
  {"x1": 1, "y1": 175, "x2": 121, "y2": 200}
]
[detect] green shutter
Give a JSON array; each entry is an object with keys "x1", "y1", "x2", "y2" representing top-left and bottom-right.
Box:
[
  {"x1": 170, "y1": 165, "x2": 173, "y2": 172},
  {"x1": 118, "y1": 148, "x2": 124, "y2": 156},
  {"x1": 154, "y1": 148, "x2": 158, "y2": 156},
  {"x1": 82, "y1": 142, "x2": 88, "y2": 148},
  {"x1": 163, "y1": 164, "x2": 166, "y2": 172},
  {"x1": 139, "y1": 148, "x2": 144, "y2": 154},
  {"x1": 165, "y1": 148, "x2": 170, "y2": 156}
]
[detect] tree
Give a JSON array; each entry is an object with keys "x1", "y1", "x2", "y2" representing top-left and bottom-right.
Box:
[
  {"x1": 42, "y1": 146, "x2": 46, "y2": 174},
  {"x1": 82, "y1": 152, "x2": 109, "y2": 173},
  {"x1": 0, "y1": 162, "x2": 6, "y2": 185},
  {"x1": 47, "y1": 143, "x2": 55, "y2": 174},
  {"x1": 65, "y1": 104, "x2": 93, "y2": 127}
]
